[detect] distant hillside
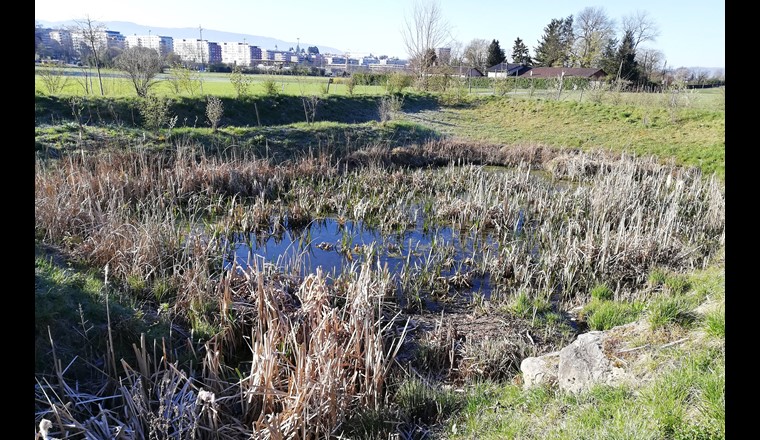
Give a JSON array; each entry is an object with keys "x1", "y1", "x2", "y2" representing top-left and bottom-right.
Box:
[{"x1": 35, "y1": 19, "x2": 345, "y2": 55}]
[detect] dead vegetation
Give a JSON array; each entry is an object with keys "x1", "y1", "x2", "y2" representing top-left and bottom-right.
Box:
[{"x1": 35, "y1": 137, "x2": 724, "y2": 438}]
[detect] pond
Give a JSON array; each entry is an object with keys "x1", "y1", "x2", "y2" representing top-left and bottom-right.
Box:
[{"x1": 220, "y1": 213, "x2": 525, "y2": 310}]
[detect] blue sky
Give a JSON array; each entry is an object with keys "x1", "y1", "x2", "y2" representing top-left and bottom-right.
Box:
[{"x1": 35, "y1": 0, "x2": 725, "y2": 69}]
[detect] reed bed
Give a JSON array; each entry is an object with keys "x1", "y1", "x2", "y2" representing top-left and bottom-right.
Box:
[
  {"x1": 36, "y1": 260, "x2": 406, "y2": 439},
  {"x1": 35, "y1": 137, "x2": 724, "y2": 437}
]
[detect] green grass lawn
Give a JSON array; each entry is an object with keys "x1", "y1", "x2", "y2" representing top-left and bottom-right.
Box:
[
  {"x1": 401, "y1": 95, "x2": 725, "y2": 178},
  {"x1": 35, "y1": 67, "x2": 390, "y2": 97}
]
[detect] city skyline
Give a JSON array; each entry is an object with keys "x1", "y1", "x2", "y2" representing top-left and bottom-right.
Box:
[{"x1": 35, "y1": 0, "x2": 725, "y2": 69}]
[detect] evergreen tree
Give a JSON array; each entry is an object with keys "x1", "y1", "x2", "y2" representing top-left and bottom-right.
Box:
[
  {"x1": 598, "y1": 37, "x2": 619, "y2": 78},
  {"x1": 560, "y1": 15, "x2": 575, "y2": 65},
  {"x1": 616, "y1": 30, "x2": 640, "y2": 82},
  {"x1": 511, "y1": 37, "x2": 532, "y2": 66},
  {"x1": 486, "y1": 39, "x2": 506, "y2": 68},
  {"x1": 598, "y1": 31, "x2": 640, "y2": 83},
  {"x1": 533, "y1": 16, "x2": 574, "y2": 67}
]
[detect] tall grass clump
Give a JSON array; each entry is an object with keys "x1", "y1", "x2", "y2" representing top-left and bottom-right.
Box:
[
  {"x1": 590, "y1": 283, "x2": 614, "y2": 301},
  {"x1": 583, "y1": 299, "x2": 644, "y2": 331},
  {"x1": 647, "y1": 295, "x2": 697, "y2": 329},
  {"x1": 703, "y1": 304, "x2": 725, "y2": 338}
]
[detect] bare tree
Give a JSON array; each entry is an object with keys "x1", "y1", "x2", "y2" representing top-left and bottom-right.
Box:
[
  {"x1": 400, "y1": 0, "x2": 452, "y2": 89},
  {"x1": 448, "y1": 40, "x2": 464, "y2": 66},
  {"x1": 673, "y1": 66, "x2": 693, "y2": 82},
  {"x1": 462, "y1": 38, "x2": 489, "y2": 73},
  {"x1": 636, "y1": 48, "x2": 664, "y2": 85},
  {"x1": 621, "y1": 10, "x2": 660, "y2": 51},
  {"x1": 573, "y1": 7, "x2": 616, "y2": 68},
  {"x1": 72, "y1": 16, "x2": 106, "y2": 96},
  {"x1": 693, "y1": 68, "x2": 711, "y2": 85},
  {"x1": 37, "y1": 64, "x2": 71, "y2": 94},
  {"x1": 115, "y1": 46, "x2": 163, "y2": 97}
]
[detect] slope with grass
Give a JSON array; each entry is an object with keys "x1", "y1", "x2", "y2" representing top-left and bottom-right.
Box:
[
  {"x1": 400, "y1": 95, "x2": 725, "y2": 178},
  {"x1": 443, "y1": 263, "x2": 725, "y2": 440}
]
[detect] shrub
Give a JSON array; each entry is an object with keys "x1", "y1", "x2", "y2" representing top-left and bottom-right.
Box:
[
  {"x1": 590, "y1": 283, "x2": 614, "y2": 301},
  {"x1": 386, "y1": 72, "x2": 413, "y2": 94},
  {"x1": 493, "y1": 77, "x2": 514, "y2": 96},
  {"x1": 138, "y1": 95, "x2": 174, "y2": 132},
  {"x1": 229, "y1": 66, "x2": 254, "y2": 97},
  {"x1": 205, "y1": 95, "x2": 224, "y2": 132},
  {"x1": 37, "y1": 65, "x2": 70, "y2": 95},
  {"x1": 346, "y1": 76, "x2": 356, "y2": 96},
  {"x1": 262, "y1": 78, "x2": 278, "y2": 96}
]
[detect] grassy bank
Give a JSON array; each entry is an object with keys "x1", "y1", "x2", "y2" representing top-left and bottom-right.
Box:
[
  {"x1": 35, "y1": 92, "x2": 438, "y2": 127},
  {"x1": 35, "y1": 89, "x2": 724, "y2": 178},
  {"x1": 404, "y1": 95, "x2": 725, "y2": 178},
  {"x1": 444, "y1": 264, "x2": 725, "y2": 440}
]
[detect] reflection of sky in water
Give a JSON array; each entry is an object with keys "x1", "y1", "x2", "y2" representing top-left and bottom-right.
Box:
[{"x1": 222, "y1": 217, "x2": 503, "y2": 297}]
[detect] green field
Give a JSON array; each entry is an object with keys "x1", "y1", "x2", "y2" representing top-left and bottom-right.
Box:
[{"x1": 35, "y1": 67, "x2": 391, "y2": 97}]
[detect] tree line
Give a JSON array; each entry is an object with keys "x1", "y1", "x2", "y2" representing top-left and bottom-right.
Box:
[{"x1": 401, "y1": 1, "x2": 724, "y2": 89}]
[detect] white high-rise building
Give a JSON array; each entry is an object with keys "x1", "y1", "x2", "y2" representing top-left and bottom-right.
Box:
[
  {"x1": 174, "y1": 39, "x2": 211, "y2": 64},
  {"x1": 125, "y1": 34, "x2": 174, "y2": 57},
  {"x1": 70, "y1": 29, "x2": 125, "y2": 57},
  {"x1": 220, "y1": 42, "x2": 251, "y2": 67}
]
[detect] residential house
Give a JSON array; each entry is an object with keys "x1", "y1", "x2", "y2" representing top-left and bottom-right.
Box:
[
  {"x1": 457, "y1": 67, "x2": 484, "y2": 78},
  {"x1": 487, "y1": 63, "x2": 530, "y2": 78},
  {"x1": 518, "y1": 67, "x2": 606, "y2": 80}
]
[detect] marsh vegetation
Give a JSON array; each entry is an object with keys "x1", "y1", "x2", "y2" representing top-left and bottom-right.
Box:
[{"x1": 35, "y1": 72, "x2": 724, "y2": 438}]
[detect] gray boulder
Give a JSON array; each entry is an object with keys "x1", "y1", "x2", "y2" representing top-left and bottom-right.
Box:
[
  {"x1": 520, "y1": 351, "x2": 559, "y2": 388},
  {"x1": 557, "y1": 331, "x2": 628, "y2": 393},
  {"x1": 521, "y1": 330, "x2": 630, "y2": 393}
]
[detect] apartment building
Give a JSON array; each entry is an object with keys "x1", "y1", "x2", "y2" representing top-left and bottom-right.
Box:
[
  {"x1": 435, "y1": 47, "x2": 451, "y2": 65},
  {"x1": 220, "y1": 42, "x2": 263, "y2": 67},
  {"x1": 174, "y1": 38, "x2": 221, "y2": 65},
  {"x1": 221, "y1": 42, "x2": 250, "y2": 66},
  {"x1": 49, "y1": 29, "x2": 73, "y2": 51},
  {"x1": 250, "y1": 46, "x2": 262, "y2": 61},
  {"x1": 208, "y1": 42, "x2": 222, "y2": 64},
  {"x1": 70, "y1": 29, "x2": 125, "y2": 54},
  {"x1": 125, "y1": 34, "x2": 174, "y2": 57}
]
